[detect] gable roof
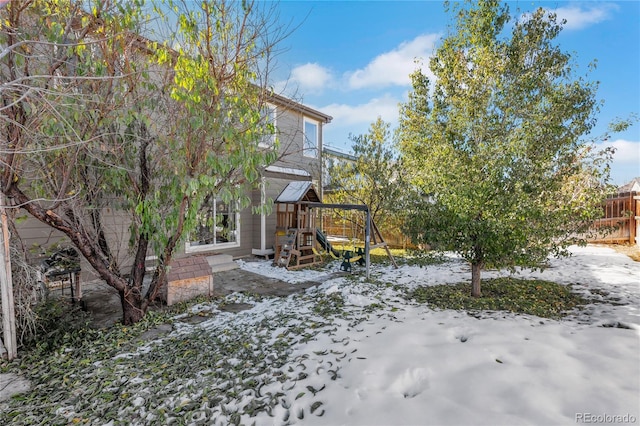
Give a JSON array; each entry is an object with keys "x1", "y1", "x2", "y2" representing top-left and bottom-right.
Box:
[
  {"x1": 618, "y1": 177, "x2": 640, "y2": 193},
  {"x1": 323, "y1": 145, "x2": 356, "y2": 161},
  {"x1": 275, "y1": 181, "x2": 321, "y2": 203},
  {"x1": 269, "y1": 92, "x2": 332, "y2": 124}
]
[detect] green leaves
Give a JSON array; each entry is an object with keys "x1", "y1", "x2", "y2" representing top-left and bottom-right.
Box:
[
  {"x1": 1, "y1": 0, "x2": 286, "y2": 324},
  {"x1": 325, "y1": 117, "x2": 406, "y2": 235},
  {"x1": 408, "y1": 278, "x2": 587, "y2": 319},
  {"x1": 398, "y1": 1, "x2": 612, "y2": 294}
]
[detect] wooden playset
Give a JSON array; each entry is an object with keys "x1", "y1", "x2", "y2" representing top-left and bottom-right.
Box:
[
  {"x1": 274, "y1": 182, "x2": 323, "y2": 270},
  {"x1": 274, "y1": 182, "x2": 397, "y2": 274}
]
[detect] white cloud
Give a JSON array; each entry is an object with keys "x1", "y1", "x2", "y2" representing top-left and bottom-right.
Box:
[
  {"x1": 541, "y1": 4, "x2": 618, "y2": 30},
  {"x1": 290, "y1": 62, "x2": 333, "y2": 94},
  {"x1": 607, "y1": 139, "x2": 640, "y2": 164},
  {"x1": 595, "y1": 139, "x2": 640, "y2": 184},
  {"x1": 322, "y1": 94, "x2": 401, "y2": 127},
  {"x1": 274, "y1": 34, "x2": 438, "y2": 98},
  {"x1": 274, "y1": 62, "x2": 334, "y2": 96},
  {"x1": 347, "y1": 34, "x2": 439, "y2": 90},
  {"x1": 318, "y1": 94, "x2": 402, "y2": 145}
]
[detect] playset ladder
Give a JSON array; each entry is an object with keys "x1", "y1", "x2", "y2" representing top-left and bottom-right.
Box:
[{"x1": 276, "y1": 229, "x2": 298, "y2": 268}]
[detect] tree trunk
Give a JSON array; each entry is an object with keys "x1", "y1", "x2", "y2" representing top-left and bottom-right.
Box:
[
  {"x1": 130, "y1": 236, "x2": 148, "y2": 294},
  {"x1": 471, "y1": 261, "x2": 483, "y2": 297},
  {"x1": 130, "y1": 123, "x2": 152, "y2": 288},
  {"x1": 3, "y1": 184, "x2": 150, "y2": 323},
  {"x1": 120, "y1": 287, "x2": 144, "y2": 325}
]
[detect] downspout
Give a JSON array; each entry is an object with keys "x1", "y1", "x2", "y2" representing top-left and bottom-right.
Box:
[{"x1": 260, "y1": 177, "x2": 267, "y2": 252}]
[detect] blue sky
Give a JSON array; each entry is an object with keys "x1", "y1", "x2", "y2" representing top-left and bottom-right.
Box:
[{"x1": 269, "y1": 1, "x2": 640, "y2": 186}]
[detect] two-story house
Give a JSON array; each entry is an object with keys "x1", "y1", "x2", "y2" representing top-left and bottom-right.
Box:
[
  {"x1": 185, "y1": 93, "x2": 332, "y2": 260},
  {"x1": 8, "y1": 6, "x2": 333, "y2": 281},
  {"x1": 16, "y1": 91, "x2": 332, "y2": 280}
]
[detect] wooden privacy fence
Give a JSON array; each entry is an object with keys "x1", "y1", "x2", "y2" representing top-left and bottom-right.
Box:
[
  {"x1": 320, "y1": 192, "x2": 640, "y2": 248},
  {"x1": 320, "y1": 213, "x2": 415, "y2": 249},
  {"x1": 589, "y1": 191, "x2": 639, "y2": 245}
]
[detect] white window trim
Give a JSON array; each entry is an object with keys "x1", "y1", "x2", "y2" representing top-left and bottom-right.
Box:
[
  {"x1": 303, "y1": 118, "x2": 319, "y2": 158},
  {"x1": 252, "y1": 178, "x2": 275, "y2": 257},
  {"x1": 185, "y1": 200, "x2": 241, "y2": 253},
  {"x1": 259, "y1": 178, "x2": 267, "y2": 251}
]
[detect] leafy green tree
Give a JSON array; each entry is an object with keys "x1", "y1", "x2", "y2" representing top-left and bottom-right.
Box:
[
  {"x1": 398, "y1": 0, "x2": 616, "y2": 296},
  {"x1": 1, "y1": 0, "x2": 286, "y2": 324},
  {"x1": 325, "y1": 117, "x2": 404, "y2": 230}
]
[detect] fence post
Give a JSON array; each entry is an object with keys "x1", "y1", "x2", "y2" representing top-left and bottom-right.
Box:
[
  {"x1": 0, "y1": 193, "x2": 17, "y2": 360},
  {"x1": 631, "y1": 192, "x2": 639, "y2": 246}
]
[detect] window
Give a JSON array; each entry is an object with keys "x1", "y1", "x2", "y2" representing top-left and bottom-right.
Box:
[
  {"x1": 259, "y1": 103, "x2": 277, "y2": 148},
  {"x1": 187, "y1": 196, "x2": 240, "y2": 251},
  {"x1": 303, "y1": 119, "x2": 319, "y2": 158}
]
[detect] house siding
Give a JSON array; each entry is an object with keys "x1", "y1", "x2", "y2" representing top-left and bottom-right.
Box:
[
  {"x1": 269, "y1": 107, "x2": 324, "y2": 181},
  {"x1": 13, "y1": 96, "x2": 329, "y2": 280},
  {"x1": 15, "y1": 206, "x2": 134, "y2": 282}
]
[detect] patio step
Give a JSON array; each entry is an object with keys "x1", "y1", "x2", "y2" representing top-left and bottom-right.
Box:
[{"x1": 206, "y1": 254, "x2": 238, "y2": 273}]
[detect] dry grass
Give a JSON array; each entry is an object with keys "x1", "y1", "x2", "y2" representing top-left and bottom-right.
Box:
[{"x1": 605, "y1": 243, "x2": 640, "y2": 262}]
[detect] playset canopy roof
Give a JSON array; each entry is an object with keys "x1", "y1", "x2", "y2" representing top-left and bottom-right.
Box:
[{"x1": 275, "y1": 181, "x2": 321, "y2": 204}]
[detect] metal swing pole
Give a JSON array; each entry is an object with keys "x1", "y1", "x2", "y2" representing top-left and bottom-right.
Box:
[{"x1": 365, "y1": 207, "x2": 370, "y2": 279}]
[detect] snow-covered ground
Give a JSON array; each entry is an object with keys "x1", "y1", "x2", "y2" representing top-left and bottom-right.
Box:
[
  {"x1": 8, "y1": 245, "x2": 637, "y2": 426},
  {"x1": 232, "y1": 245, "x2": 640, "y2": 426}
]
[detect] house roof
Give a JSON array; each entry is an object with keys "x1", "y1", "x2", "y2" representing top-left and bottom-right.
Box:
[
  {"x1": 264, "y1": 165, "x2": 310, "y2": 177},
  {"x1": 275, "y1": 181, "x2": 321, "y2": 203},
  {"x1": 323, "y1": 145, "x2": 356, "y2": 161},
  {"x1": 269, "y1": 92, "x2": 333, "y2": 124},
  {"x1": 618, "y1": 177, "x2": 640, "y2": 193}
]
